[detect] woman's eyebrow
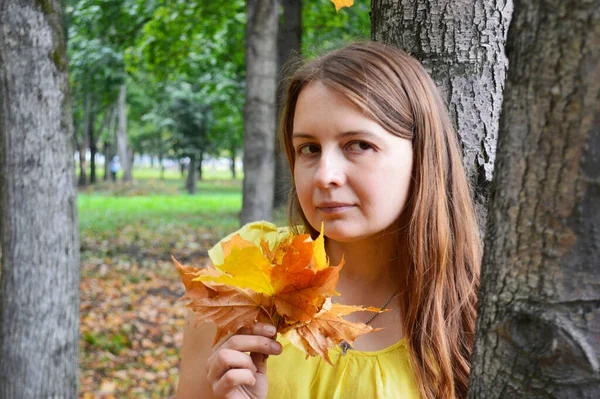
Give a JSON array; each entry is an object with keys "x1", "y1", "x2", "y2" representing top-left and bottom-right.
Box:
[
  {"x1": 291, "y1": 132, "x2": 314, "y2": 139},
  {"x1": 292, "y1": 130, "x2": 378, "y2": 139},
  {"x1": 337, "y1": 130, "x2": 378, "y2": 139}
]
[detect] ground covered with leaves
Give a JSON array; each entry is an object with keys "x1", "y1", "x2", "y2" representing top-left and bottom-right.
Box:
[
  {"x1": 79, "y1": 222, "x2": 221, "y2": 398},
  {"x1": 78, "y1": 221, "x2": 203, "y2": 397},
  {"x1": 78, "y1": 178, "x2": 246, "y2": 398}
]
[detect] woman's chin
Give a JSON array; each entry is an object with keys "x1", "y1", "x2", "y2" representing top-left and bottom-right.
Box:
[{"x1": 316, "y1": 221, "x2": 368, "y2": 243}]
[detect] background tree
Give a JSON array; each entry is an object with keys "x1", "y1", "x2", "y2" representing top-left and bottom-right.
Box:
[
  {"x1": 371, "y1": 0, "x2": 513, "y2": 228},
  {"x1": 273, "y1": 0, "x2": 303, "y2": 209},
  {"x1": 240, "y1": 0, "x2": 279, "y2": 224},
  {"x1": 468, "y1": 1, "x2": 600, "y2": 397},
  {"x1": 0, "y1": 0, "x2": 80, "y2": 397},
  {"x1": 273, "y1": 1, "x2": 371, "y2": 209},
  {"x1": 167, "y1": 82, "x2": 214, "y2": 194}
]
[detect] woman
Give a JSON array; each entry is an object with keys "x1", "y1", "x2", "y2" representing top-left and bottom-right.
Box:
[{"x1": 176, "y1": 41, "x2": 481, "y2": 399}]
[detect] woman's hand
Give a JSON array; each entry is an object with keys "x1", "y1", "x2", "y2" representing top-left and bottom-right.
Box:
[{"x1": 206, "y1": 323, "x2": 282, "y2": 399}]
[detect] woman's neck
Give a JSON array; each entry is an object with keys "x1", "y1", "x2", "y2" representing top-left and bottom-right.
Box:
[{"x1": 325, "y1": 227, "x2": 409, "y2": 302}]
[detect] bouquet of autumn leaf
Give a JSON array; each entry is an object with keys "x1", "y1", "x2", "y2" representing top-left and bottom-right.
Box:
[{"x1": 173, "y1": 222, "x2": 384, "y2": 364}]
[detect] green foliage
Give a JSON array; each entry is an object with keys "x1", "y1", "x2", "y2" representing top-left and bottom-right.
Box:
[{"x1": 65, "y1": 0, "x2": 369, "y2": 181}]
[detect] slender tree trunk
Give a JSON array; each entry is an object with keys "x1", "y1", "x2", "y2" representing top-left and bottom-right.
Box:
[
  {"x1": 0, "y1": 1, "x2": 80, "y2": 397},
  {"x1": 90, "y1": 106, "x2": 111, "y2": 184},
  {"x1": 186, "y1": 155, "x2": 197, "y2": 194},
  {"x1": 197, "y1": 151, "x2": 204, "y2": 181},
  {"x1": 468, "y1": 1, "x2": 600, "y2": 397},
  {"x1": 103, "y1": 105, "x2": 117, "y2": 182},
  {"x1": 159, "y1": 152, "x2": 165, "y2": 180},
  {"x1": 371, "y1": 0, "x2": 513, "y2": 230},
  {"x1": 273, "y1": 0, "x2": 302, "y2": 208},
  {"x1": 78, "y1": 89, "x2": 90, "y2": 186},
  {"x1": 103, "y1": 140, "x2": 110, "y2": 181},
  {"x1": 116, "y1": 83, "x2": 132, "y2": 182},
  {"x1": 230, "y1": 147, "x2": 237, "y2": 180},
  {"x1": 241, "y1": 0, "x2": 279, "y2": 224},
  {"x1": 88, "y1": 98, "x2": 97, "y2": 184}
]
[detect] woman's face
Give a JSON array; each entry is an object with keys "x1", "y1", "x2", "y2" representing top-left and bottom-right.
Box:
[{"x1": 292, "y1": 82, "x2": 414, "y2": 242}]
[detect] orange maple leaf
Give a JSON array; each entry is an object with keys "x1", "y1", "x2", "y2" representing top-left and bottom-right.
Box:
[
  {"x1": 283, "y1": 298, "x2": 384, "y2": 364},
  {"x1": 173, "y1": 223, "x2": 385, "y2": 362}
]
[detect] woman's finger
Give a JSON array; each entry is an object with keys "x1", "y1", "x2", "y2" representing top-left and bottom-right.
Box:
[
  {"x1": 250, "y1": 352, "x2": 268, "y2": 374},
  {"x1": 221, "y1": 334, "x2": 282, "y2": 356},
  {"x1": 212, "y1": 368, "x2": 256, "y2": 397},
  {"x1": 206, "y1": 349, "x2": 257, "y2": 383},
  {"x1": 251, "y1": 322, "x2": 277, "y2": 338}
]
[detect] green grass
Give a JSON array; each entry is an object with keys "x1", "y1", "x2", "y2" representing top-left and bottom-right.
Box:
[
  {"x1": 132, "y1": 167, "x2": 243, "y2": 181},
  {"x1": 78, "y1": 190, "x2": 242, "y2": 234}
]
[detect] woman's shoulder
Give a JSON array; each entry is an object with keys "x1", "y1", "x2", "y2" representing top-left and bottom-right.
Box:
[{"x1": 207, "y1": 221, "x2": 302, "y2": 265}]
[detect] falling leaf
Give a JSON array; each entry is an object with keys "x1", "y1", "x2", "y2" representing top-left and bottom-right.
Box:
[{"x1": 331, "y1": 0, "x2": 354, "y2": 12}]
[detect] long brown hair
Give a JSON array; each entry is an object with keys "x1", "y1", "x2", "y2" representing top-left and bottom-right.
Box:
[{"x1": 278, "y1": 42, "x2": 481, "y2": 399}]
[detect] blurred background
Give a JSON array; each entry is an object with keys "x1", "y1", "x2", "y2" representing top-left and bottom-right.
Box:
[{"x1": 66, "y1": 1, "x2": 368, "y2": 397}]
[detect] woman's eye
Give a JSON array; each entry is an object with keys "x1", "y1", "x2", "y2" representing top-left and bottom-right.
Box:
[
  {"x1": 298, "y1": 144, "x2": 320, "y2": 155},
  {"x1": 347, "y1": 141, "x2": 373, "y2": 151}
]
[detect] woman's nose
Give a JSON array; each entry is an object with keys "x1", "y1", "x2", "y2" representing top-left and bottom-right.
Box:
[{"x1": 313, "y1": 150, "x2": 346, "y2": 188}]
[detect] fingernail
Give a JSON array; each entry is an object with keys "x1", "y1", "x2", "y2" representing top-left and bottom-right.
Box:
[
  {"x1": 265, "y1": 325, "x2": 277, "y2": 335},
  {"x1": 271, "y1": 341, "x2": 282, "y2": 353}
]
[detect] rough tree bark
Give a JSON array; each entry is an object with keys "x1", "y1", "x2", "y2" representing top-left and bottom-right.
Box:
[
  {"x1": 371, "y1": 0, "x2": 513, "y2": 229},
  {"x1": 116, "y1": 83, "x2": 132, "y2": 182},
  {"x1": 241, "y1": 0, "x2": 279, "y2": 224},
  {"x1": 0, "y1": 0, "x2": 80, "y2": 397},
  {"x1": 468, "y1": 0, "x2": 600, "y2": 397},
  {"x1": 273, "y1": 0, "x2": 302, "y2": 209}
]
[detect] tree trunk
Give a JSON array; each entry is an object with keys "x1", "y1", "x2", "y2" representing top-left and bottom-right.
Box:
[
  {"x1": 197, "y1": 151, "x2": 203, "y2": 181},
  {"x1": 371, "y1": 0, "x2": 513, "y2": 230},
  {"x1": 103, "y1": 139, "x2": 110, "y2": 181},
  {"x1": 88, "y1": 98, "x2": 97, "y2": 184},
  {"x1": 104, "y1": 103, "x2": 118, "y2": 182},
  {"x1": 186, "y1": 155, "x2": 197, "y2": 194},
  {"x1": 116, "y1": 83, "x2": 132, "y2": 182},
  {"x1": 90, "y1": 106, "x2": 111, "y2": 184},
  {"x1": 230, "y1": 147, "x2": 237, "y2": 180},
  {"x1": 78, "y1": 89, "x2": 90, "y2": 186},
  {"x1": 159, "y1": 151, "x2": 165, "y2": 180},
  {"x1": 0, "y1": 1, "x2": 80, "y2": 397},
  {"x1": 468, "y1": 1, "x2": 600, "y2": 397},
  {"x1": 273, "y1": 0, "x2": 301, "y2": 208},
  {"x1": 241, "y1": 0, "x2": 279, "y2": 224}
]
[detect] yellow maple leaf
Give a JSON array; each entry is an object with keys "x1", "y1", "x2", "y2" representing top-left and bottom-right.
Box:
[
  {"x1": 312, "y1": 222, "x2": 328, "y2": 270},
  {"x1": 199, "y1": 245, "x2": 274, "y2": 295},
  {"x1": 331, "y1": 0, "x2": 354, "y2": 12}
]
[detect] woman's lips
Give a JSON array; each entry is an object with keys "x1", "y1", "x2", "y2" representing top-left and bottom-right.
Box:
[{"x1": 316, "y1": 203, "x2": 355, "y2": 214}]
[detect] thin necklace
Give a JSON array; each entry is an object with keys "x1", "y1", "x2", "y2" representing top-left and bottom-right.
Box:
[{"x1": 339, "y1": 288, "x2": 400, "y2": 355}]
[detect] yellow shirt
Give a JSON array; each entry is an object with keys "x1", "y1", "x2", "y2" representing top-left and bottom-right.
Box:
[
  {"x1": 209, "y1": 222, "x2": 421, "y2": 398},
  {"x1": 266, "y1": 336, "x2": 420, "y2": 399}
]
